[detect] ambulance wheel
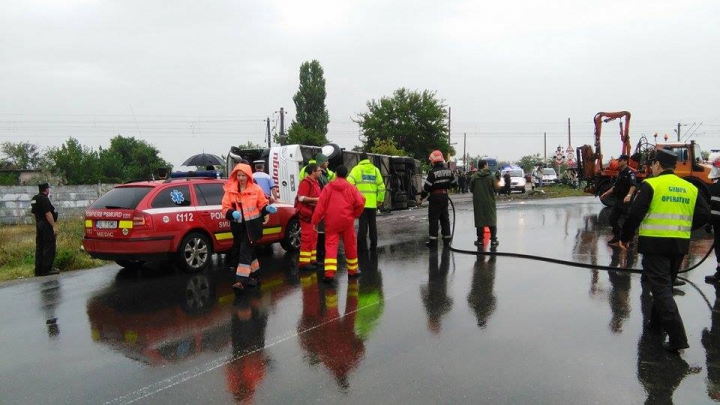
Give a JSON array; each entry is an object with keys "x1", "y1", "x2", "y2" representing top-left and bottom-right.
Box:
[
  {"x1": 281, "y1": 218, "x2": 301, "y2": 252},
  {"x1": 116, "y1": 260, "x2": 145, "y2": 269},
  {"x1": 177, "y1": 232, "x2": 212, "y2": 273}
]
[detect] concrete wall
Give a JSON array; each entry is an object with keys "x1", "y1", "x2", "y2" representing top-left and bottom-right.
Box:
[{"x1": 0, "y1": 184, "x2": 117, "y2": 225}]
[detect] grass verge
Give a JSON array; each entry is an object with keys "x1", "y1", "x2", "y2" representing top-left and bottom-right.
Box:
[{"x1": 0, "y1": 218, "x2": 107, "y2": 282}]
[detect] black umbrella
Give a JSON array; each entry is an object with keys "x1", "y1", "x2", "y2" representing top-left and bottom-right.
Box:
[{"x1": 182, "y1": 153, "x2": 224, "y2": 167}]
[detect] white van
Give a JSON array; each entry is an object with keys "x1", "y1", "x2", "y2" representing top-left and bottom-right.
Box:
[{"x1": 498, "y1": 166, "x2": 527, "y2": 193}]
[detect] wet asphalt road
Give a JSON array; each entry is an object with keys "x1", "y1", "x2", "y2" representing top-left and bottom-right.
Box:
[{"x1": 2, "y1": 195, "x2": 720, "y2": 404}]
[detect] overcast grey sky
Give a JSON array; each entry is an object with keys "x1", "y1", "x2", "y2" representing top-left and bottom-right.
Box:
[{"x1": 1, "y1": 0, "x2": 719, "y2": 166}]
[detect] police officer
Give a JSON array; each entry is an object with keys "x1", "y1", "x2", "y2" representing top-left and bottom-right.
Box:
[
  {"x1": 31, "y1": 182, "x2": 59, "y2": 277},
  {"x1": 348, "y1": 152, "x2": 385, "y2": 252},
  {"x1": 619, "y1": 149, "x2": 710, "y2": 353},
  {"x1": 421, "y1": 150, "x2": 456, "y2": 247},
  {"x1": 252, "y1": 160, "x2": 279, "y2": 203},
  {"x1": 601, "y1": 154, "x2": 637, "y2": 245}
]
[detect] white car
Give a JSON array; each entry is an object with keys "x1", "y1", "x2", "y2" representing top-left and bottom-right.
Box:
[
  {"x1": 498, "y1": 168, "x2": 527, "y2": 193},
  {"x1": 542, "y1": 168, "x2": 558, "y2": 185}
]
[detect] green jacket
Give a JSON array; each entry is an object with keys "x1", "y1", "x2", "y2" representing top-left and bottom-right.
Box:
[
  {"x1": 300, "y1": 160, "x2": 336, "y2": 188},
  {"x1": 470, "y1": 168, "x2": 498, "y2": 227},
  {"x1": 348, "y1": 159, "x2": 386, "y2": 209}
]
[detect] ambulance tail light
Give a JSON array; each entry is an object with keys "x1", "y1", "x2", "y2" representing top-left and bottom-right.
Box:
[{"x1": 133, "y1": 213, "x2": 153, "y2": 229}]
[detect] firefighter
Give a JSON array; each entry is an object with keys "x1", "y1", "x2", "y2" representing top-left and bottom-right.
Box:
[
  {"x1": 312, "y1": 165, "x2": 366, "y2": 282},
  {"x1": 301, "y1": 153, "x2": 335, "y2": 263},
  {"x1": 601, "y1": 154, "x2": 637, "y2": 246},
  {"x1": 421, "y1": 150, "x2": 456, "y2": 248},
  {"x1": 296, "y1": 163, "x2": 322, "y2": 271},
  {"x1": 348, "y1": 153, "x2": 385, "y2": 252},
  {"x1": 222, "y1": 163, "x2": 278, "y2": 290},
  {"x1": 31, "y1": 182, "x2": 59, "y2": 276},
  {"x1": 618, "y1": 149, "x2": 710, "y2": 353}
]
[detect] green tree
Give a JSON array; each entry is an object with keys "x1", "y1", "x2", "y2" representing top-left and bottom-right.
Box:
[
  {"x1": 517, "y1": 153, "x2": 544, "y2": 172},
  {"x1": 46, "y1": 137, "x2": 101, "y2": 184},
  {"x1": 284, "y1": 60, "x2": 330, "y2": 146},
  {"x1": 105, "y1": 135, "x2": 171, "y2": 181},
  {"x1": 0, "y1": 141, "x2": 41, "y2": 169},
  {"x1": 370, "y1": 139, "x2": 406, "y2": 156},
  {"x1": 355, "y1": 88, "x2": 452, "y2": 161}
]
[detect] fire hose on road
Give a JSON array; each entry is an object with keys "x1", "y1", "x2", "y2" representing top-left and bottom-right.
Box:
[{"x1": 435, "y1": 195, "x2": 716, "y2": 309}]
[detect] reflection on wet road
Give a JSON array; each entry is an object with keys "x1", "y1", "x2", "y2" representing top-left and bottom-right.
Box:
[{"x1": 2, "y1": 196, "x2": 720, "y2": 403}]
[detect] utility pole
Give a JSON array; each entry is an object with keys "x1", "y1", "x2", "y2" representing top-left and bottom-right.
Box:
[
  {"x1": 544, "y1": 132, "x2": 547, "y2": 164},
  {"x1": 448, "y1": 106, "x2": 452, "y2": 153},
  {"x1": 568, "y1": 118, "x2": 571, "y2": 146},
  {"x1": 266, "y1": 117, "x2": 271, "y2": 148},
  {"x1": 279, "y1": 107, "x2": 285, "y2": 143},
  {"x1": 463, "y1": 133, "x2": 467, "y2": 171}
]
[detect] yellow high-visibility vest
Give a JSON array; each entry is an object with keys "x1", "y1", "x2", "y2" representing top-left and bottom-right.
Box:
[
  {"x1": 348, "y1": 159, "x2": 386, "y2": 208},
  {"x1": 639, "y1": 174, "x2": 697, "y2": 239}
]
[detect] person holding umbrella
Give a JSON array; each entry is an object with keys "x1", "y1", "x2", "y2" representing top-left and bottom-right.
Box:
[{"x1": 222, "y1": 163, "x2": 277, "y2": 291}]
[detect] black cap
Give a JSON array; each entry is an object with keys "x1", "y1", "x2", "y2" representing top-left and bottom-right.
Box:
[
  {"x1": 654, "y1": 149, "x2": 677, "y2": 167},
  {"x1": 38, "y1": 182, "x2": 50, "y2": 192},
  {"x1": 618, "y1": 154, "x2": 630, "y2": 161},
  {"x1": 253, "y1": 160, "x2": 265, "y2": 165}
]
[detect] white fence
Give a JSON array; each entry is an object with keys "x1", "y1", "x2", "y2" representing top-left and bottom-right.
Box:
[{"x1": 0, "y1": 184, "x2": 117, "y2": 225}]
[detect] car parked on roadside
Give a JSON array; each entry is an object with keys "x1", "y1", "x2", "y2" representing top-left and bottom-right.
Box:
[
  {"x1": 497, "y1": 166, "x2": 527, "y2": 193},
  {"x1": 82, "y1": 175, "x2": 299, "y2": 272},
  {"x1": 542, "y1": 168, "x2": 558, "y2": 185}
]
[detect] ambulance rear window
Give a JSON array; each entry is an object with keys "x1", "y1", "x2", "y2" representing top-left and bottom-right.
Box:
[
  {"x1": 194, "y1": 183, "x2": 224, "y2": 206},
  {"x1": 90, "y1": 187, "x2": 153, "y2": 209}
]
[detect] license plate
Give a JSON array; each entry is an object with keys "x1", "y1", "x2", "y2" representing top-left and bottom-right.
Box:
[{"x1": 96, "y1": 220, "x2": 117, "y2": 229}]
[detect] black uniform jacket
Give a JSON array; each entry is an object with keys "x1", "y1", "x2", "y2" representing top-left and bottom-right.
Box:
[
  {"x1": 31, "y1": 193, "x2": 57, "y2": 222},
  {"x1": 620, "y1": 170, "x2": 710, "y2": 255},
  {"x1": 613, "y1": 166, "x2": 637, "y2": 199},
  {"x1": 421, "y1": 164, "x2": 456, "y2": 198}
]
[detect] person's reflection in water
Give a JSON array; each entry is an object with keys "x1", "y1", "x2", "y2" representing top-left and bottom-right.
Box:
[
  {"x1": 702, "y1": 283, "x2": 720, "y2": 400},
  {"x1": 297, "y1": 273, "x2": 365, "y2": 391},
  {"x1": 607, "y1": 247, "x2": 632, "y2": 333},
  {"x1": 421, "y1": 246, "x2": 453, "y2": 334},
  {"x1": 356, "y1": 252, "x2": 385, "y2": 341},
  {"x1": 40, "y1": 280, "x2": 61, "y2": 339},
  {"x1": 467, "y1": 253, "x2": 497, "y2": 329},
  {"x1": 226, "y1": 289, "x2": 269, "y2": 403},
  {"x1": 637, "y1": 281, "x2": 701, "y2": 404}
]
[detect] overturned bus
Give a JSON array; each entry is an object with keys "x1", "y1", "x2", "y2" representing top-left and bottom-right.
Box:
[{"x1": 226, "y1": 143, "x2": 423, "y2": 211}]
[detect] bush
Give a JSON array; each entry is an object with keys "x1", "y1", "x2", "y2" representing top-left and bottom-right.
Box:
[{"x1": 0, "y1": 218, "x2": 107, "y2": 281}]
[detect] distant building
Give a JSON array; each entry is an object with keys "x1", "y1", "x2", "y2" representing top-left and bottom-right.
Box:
[{"x1": 0, "y1": 169, "x2": 42, "y2": 185}]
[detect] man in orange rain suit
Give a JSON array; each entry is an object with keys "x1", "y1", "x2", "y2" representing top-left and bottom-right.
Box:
[
  {"x1": 222, "y1": 163, "x2": 277, "y2": 290},
  {"x1": 312, "y1": 165, "x2": 366, "y2": 282},
  {"x1": 296, "y1": 163, "x2": 322, "y2": 271}
]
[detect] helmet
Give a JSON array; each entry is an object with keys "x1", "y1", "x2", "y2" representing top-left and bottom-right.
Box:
[
  {"x1": 710, "y1": 153, "x2": 720, "y2": 179},
  {"x1": 428, "y1": 150, "x2": 445, "y2": 164}
]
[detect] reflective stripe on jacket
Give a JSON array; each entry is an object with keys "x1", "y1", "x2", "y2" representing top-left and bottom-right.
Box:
[
  {"x1": 347, "y1": 159, "x2": 386, "y2": 209},
  {"x1": 639, "y1": 175, "x2": 698, "y2": 239}
]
